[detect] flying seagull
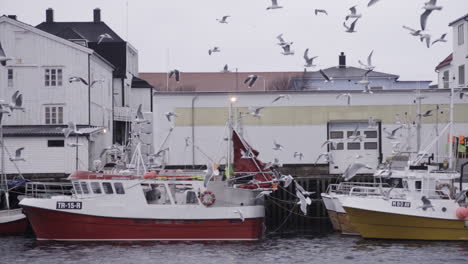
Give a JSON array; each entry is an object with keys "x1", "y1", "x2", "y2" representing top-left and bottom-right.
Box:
[
  {"x1": 234, "y1": 209, "x2": 245, "y2": 222},
  {"x1": 273, "y1": 140, "x2": 284, "y2": 151},
  {"x1": 358, "y1": 50, "x2": 375, "y2": 70},
  {"x1": 383, "y1": 126, "x2": 403, "y2": 140},
  {"x1": 135, "y1": 104, "x2": 145, "y2": 123},
  {"x1": 264, "y1": 158, "x2": 282, "y2": 169},
  {"x1": 346, "y1": 6, "x2": 362, "y2": 21},
  {"x1": 420, "y1": 33, "x2": 431, "y2": 48},
  {"x1": 267, "y1": 0, "x2": 283, "y2": 10},
  {"x1": 321, "y1": 140, "x2": 337, "y2": 149},
  {"x1": 62, "y1": 121, "x2": 83, "y2": 138},
  {"x1": 303, "y1": 49, "x2": 318, "y2": 67},
  {"x1": 420, "y1": 0, "x2": 442, "y2": 31},
  {"x1": 402, "y1": 25, "x2": 422, "y2": 37},
  {"x1": 4, "y1": 90, "x2": 24, "y2": 112},
  {"x1": 276, "y1": 34, "x2": 292, "y2": 47},
  {"x1": 208, "y1": 47, "x2": 220, "y2": 55},
  {"x1": 344, "y1": 19, "x2": 359, "y2": 33},
  {"x1": 294, "y1": 152, "x2": 304, "y2": 160},
  {"x1": 280, "y1": 44, "x2": 294, "y2": 55},
  {"x1": 244, "y1": 75, "x2": 258, "y2": 88},
  {"x1": 248, "y1": 106, "x2": 264, "y2": 118},
  {"x1": 315, "y1": 9, "x2": 328, "y2": 15},
  {"x1": 10, "y1": 147, "x2": 25, "y2": 162},
  {"x1": 203, "y1": 163, "x2": 214, "y2": 187},
  {"x1": 280, "y1": 174, "x2": 294, "y2": 188},
  {"x1": 69, "y1": 76, "x2": 88, "y2": 85},
  {"x1": 296, "y1": 190, "x2": 309, "y2": 215},
  {"x1": 165, "y1": 111, "x2": 178, "y2": 122},
  {"x1": 97, "y1": 33, "x2": 113, "y2": 44},
  {"x1": 319, "y1": 69, "x2": 333, "y2": 82},
  {"x1": 431, "y1": 33, "x2": 447, "y2": 45},
  {"x1": 315, "y1": 152, "x2": 333, "y2": 164},
  {"x1": 342, "y1": 161, "x2": 372, "y2": 181},
  {"x1": 272, "y1": 94, "x2": 290, "y2": 103},
  {"x1": 0, "y1": 41, "x2": 13, "y2": 66},
  {"x1": 336, "y1": 93, "x2": 352, "y2": 106},
  {"x1": 368, "y1": 116, "x2": 377, "y2": 128},
  {"x1": 169, "y1": 69, "x2": 181, "y2": 82},
  {"x1": 418, "y1": 109, "x2": 433, "y2": 117},
  {"x1": 418, "y1": 196, "x2": 435, "y2": 211},
  {"x1": 368, "y1": 0, "x2": 381, "y2": 7},
  {"x1": 216, "y1": 15, "x2": 230, "y2": 24}
]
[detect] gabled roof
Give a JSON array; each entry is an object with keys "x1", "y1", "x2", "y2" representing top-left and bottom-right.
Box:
[
  {"x1": 132, "y1": 76, "x2": 153, "y2": 89},
  {"x1": 435, "y1": 53, "x2": 453, "y2": 71},
  {"x1": 448, "y1": 13, "x2": 468, "y2": 27},
  {"x1": 36, "y1": 21, "x2": 124, "y2": 44},
  {"x1": 3, "y1": 125, "x2": 103, "y2": 137},
  {"x1": 302, "y1": 66, "x2": 399, "y2": 79},
  {"x1": 56, "y1": 27, "x2": 87, "y2": 41}
]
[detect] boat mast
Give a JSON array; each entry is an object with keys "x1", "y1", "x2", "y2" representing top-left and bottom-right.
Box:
[
  {"x1": 227, "y1": 96, "x2": 237, "y2": 177},
  {"x1": 448, "y1": 84, "x2": 455, "y2": 169},
  {"x1": 0, "y1": 120, "x2": 8, "y2": 210}
]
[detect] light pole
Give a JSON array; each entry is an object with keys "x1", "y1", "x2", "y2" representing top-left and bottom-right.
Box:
[{"x1": 227, "y1": 96, "x2": 237, "y2": 178}]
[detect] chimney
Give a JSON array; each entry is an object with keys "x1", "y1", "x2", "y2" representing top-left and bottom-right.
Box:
[
  {"x1": 46, "y1": 8, "x2": 53, "y2": 23},
  {"x1": 339, "y1": 52, "x2": 346, "y2": 68},
  {"x1": 93, "y1": 8, "x2": 101, "y2": 23},
  {"x1": 7, "y1": 15, "x2": 17, "y2": 20}
]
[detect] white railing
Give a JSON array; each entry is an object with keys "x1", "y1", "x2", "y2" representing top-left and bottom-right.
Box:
[
  {"x1": 113, "y1": 106, "x2": 136, "y2": 122},
  {"x1": 25, "y1": 182, "x2": 73, "y2": 198}
]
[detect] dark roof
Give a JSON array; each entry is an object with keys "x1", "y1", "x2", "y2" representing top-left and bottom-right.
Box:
[
  {"x1": 36, "y1": 21, "x2": 124, "y2": 43},
  {"x1": 435, "y1": 53, "x2": 453, "y2": 71},
  {"x1": 448, "y1": 13, "x2": 468, "y2": 26},
  {"x1": 55, "y1": 27, "x2": 86, "y2": 40},
  {"x1": 302, "y1": 66, "x2": 399, "y2": 79},
  {"x1": 132, "y1": 76, "x2": 153, "y2": 89},
  {"x1": 3, "y1": 125, "x2": 103, "y2": 137}
]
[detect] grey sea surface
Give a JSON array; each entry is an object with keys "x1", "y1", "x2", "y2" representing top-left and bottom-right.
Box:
[{"x1": 0, "y1": 234, "x2": 467, "y2": 264}]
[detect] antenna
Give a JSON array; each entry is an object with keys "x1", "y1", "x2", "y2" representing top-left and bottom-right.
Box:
[{"x1": 126, "y1": 1, "x2": 129, "y2": 40}]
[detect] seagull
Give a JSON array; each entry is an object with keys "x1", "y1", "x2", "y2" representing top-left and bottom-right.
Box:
[
  {"x1": 216, "y1": 15, "x2": 230, "y2": 24},
  {"x1": 294, "y1": 152, "x2": 304, "y2": 160},
  {"x1": 368, "y1": 0, "x2": 381, "y2": 7},
  {"x1": 165, "y1": 111, "x2": 178, "y2": 122},
  {"x1": 135, "y1": 104, "x2": 145, "y2": 122},
  {"x1": 358, "y1": 51, "x2": 375, "y2": 70},
  {"x1": 0, "y1": 41, "x2": 13, "y2": 66},
  {"x1": 273, "y1": 140, "x2": 284, "y2": 151},
  {"x1": 255, "y1": 191, "x2": 273, "y2": 199},
  {"x1": 402, "y1": 25, "x2": 422, "y2": 37},
  {"x1": 280, "y1": 44, "x2": 294, "y2": 55},
  {"x1": 296, "y1": 190, "x2": 309, "y2": 215},
  {"x1": 420, "y1": 33, "x2": 431, "y2": 48},
  {"x1": 280, "y1": 174, "x2": 294, "y2": 188},
  {"x1": 368, "y1": 116, "x2": 377, "y2": 128},
  {"x1": 418, "y1": 109, "x2": 433, "y2": 117},
  {"x1": 418, "y1": 196, "x2": 435, "y2": 211},
  {"x1": 295, "y1": 180, "x2": 314, "y2": 196},
  {"x1": 6, "y1": 91, "x2": 24, "y2": 112},
  {"x1": 208, "y1": 47, "x2": 220, "y2": 55},
  {"x1": 154, "y1": 147, "x2": 169, "y2": 158},
  {"x1": 276, "y1": 34, "x2": 292, "y2": 47},
  {"x1": 315, "y1": 152, "x2": 333, "y2": 164},
  {"x1": 264, "y1": 158, "x2": 282, "y2": 169},
  {"x1": 420, "y1": 0, "x2": 442, "y2": 31},
  {"x1": 241, "y1": 148, "x2": 254, "y2": 159},
  {"x1": 267, "y1": 0, "x2": 283, "y2": 10},
  {"x1": 321, "y1": 140, "x2": 337, "y2": 149},
  {"x1": 203, "y1": 163, "x2": 214, "y2": 187},
  {"x1": 184, "y1": 137, "x2": 191, "y2": 148},
  {"x1": 248, "y1": 106, "x2": 264, "y2": 118},
  {"x1": 169, "y1": 69, "x2": 181, "y2": 82},
  {"x1": 342, "y1": 162, "x2": 372, "y2": 181},
  {"x1": 69, "y1": 76, "x2": 88, "y2": 85},
  {"x1": 90, "y1": 79, "x2": 105, "y2": 87},
  {"x1": 344, "y1": 19, "x2": 359, "y2": 33},
  {"x1": 222, "y1": 64, "x2": 230, "y2": 73},
  {"x1": 314, "y1": 9, "x2": 328, "y2": 15},
  {"x1": 383, "y1": 126, "x2": 403, "y2": 140},
  {"x1": 10, "y1": 147, "x2": 25, "y2": 162},
  {"x1": 431, "y1": 33, "x2": 447, "y2": 46},
  {"x1": 336, "y1": 93, "x2": 352, "y2": 105},
  {"x1": 272, "y1": 94, "x2": 290, "y2": 103},
  {"x1": 62, "y1": 121, "x2": 83, "y2": 138},
  {"x1": 303, "y1": 49, "x2": 318, "y2": 67},
  {"x1": 97, "y1": 33, "x2": 113, "y2": 44},
  {"x1": 319, "y1": 69, "x2": 333, "y2": 82},
  {"x1": 244, "y1": 75, "x2": 258, "y2": 88},
  {"x1": 346, "y1": 6, "x2": 362, "y2": 21}
]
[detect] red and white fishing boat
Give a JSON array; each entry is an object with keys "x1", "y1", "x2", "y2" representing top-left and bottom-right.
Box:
[{"x1": 20, "y1": 129, "x2": 277, "y2": 241}]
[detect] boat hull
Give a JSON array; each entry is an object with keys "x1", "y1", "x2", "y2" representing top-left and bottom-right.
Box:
[
  {"x1": 22, "y1": 205, "x2": 264, "y2": 241},
  {"x1": 344, "y1": 207, "x2": 468, "y2": 241},
  {"x1": 0, "y1": 209, "x2": 29, "y2": 235}
]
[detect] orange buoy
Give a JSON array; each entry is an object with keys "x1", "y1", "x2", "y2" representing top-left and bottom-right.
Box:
[{"x1": 455, "y1": 207, "x2": 468, "y2": 220}]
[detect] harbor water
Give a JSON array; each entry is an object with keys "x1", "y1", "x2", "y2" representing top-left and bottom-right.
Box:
[{"x1": 1, "y1": 234, "x2": 466, "y2": 264}]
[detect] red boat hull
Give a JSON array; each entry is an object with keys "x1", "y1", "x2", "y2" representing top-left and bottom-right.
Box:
[
  {"x1": 0, "y1": 218, "x2": 28, "y2": 235},
  {"x1": 22, "y1": 206, "x2": 264, "y2": 241}
]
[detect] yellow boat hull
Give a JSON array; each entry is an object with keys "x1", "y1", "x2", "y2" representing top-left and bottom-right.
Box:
[{"x1": 344, "y1": 207, "x2": 468, "y2": 241}]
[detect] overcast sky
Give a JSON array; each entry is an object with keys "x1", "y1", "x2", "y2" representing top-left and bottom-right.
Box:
[{"x1": 2, "y1": 0, "x2": 467, "y2": 83}]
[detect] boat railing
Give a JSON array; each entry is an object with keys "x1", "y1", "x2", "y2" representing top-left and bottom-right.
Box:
[
  {"x1": 25, "y1": 182, "x2": 73, "y2": 199},
  {"x1": 335, "y1": 182, "x2": 390, "y2": 195},
  {"x1": 348, "y1": 186, "x2": 388, "y2": 197}
]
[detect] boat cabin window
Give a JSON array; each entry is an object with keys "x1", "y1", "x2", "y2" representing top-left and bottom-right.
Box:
[
  {"x1": 143, "y1": 184, "x2": 171, "y2": 204},
  {"x1": 80, "y1": 182, "x2": 90, "y2": 194},
  {"x1": 114, "y1": 182, "x2": 125, "y2": 194},
  {"x1": 415, "y1": 181, "x2": 422, "y2": 191},
  {"x1": 186, "y1": 190, "x2": 198, "y2": 205},
  {"x1": 91, "y1": 182, "x2": 102, "y2": 194},
  {"x1": 73, "y1": 182, "x2": 82, "y2": 194},
  {"x1": 102, "y1": 182, "x2": 114, "y2": 194}
]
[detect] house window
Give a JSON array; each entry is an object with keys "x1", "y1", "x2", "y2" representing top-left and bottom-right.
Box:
[
  {"x1": 44, "y1": 68, "x2": 63, "y2": 86},
  {"x1": 44, "y1": 105, "x2": 63, "y2": 124},
  {"x1": 443, "y1": 70, "x2": 449, "y2": 88},
  {"x1": 459, "y1": 65, "x2": 465, "y2": 86},
  {"x1": 7, "y1": 69, "x2": 13, "y2": 87},
  {"x1": 458, "y1": 24, "x2": 464, "y2": 45},
  {"x1": 347, "y1": 142, "x2": 361, "y2": 150},
  {"x1": 47, "y1": 140, "x2": 64, "y2": 147},
  {"x1": 364, "y1": 142, "x2": 378, "y2": 150},
  {"x1": 364, "y1": 131, "x2": 378, "y2": 138},
  {"x1": 330, "y1": 131, "x2": 343, "y2": 139}
]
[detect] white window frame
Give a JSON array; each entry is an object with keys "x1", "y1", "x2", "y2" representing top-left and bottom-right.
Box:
[
  {"x1": 458, "y1": 24, "x2": 465, "y2": 46},
  {"x1": 44, "y1": 105, "x2": 64, "y2": 124},
  {"x1": 44, "y1": 68, "x2": 63, "y2": 87},
  {"x1": 443, "y1": 70, "x2": 449, "y2": 89},
  {"x1": 7, "y1": 68, "x2": 13, "y2": 87},
  {"x1": 459, "y1": 65, "x2": 465, "y2": 86}
]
